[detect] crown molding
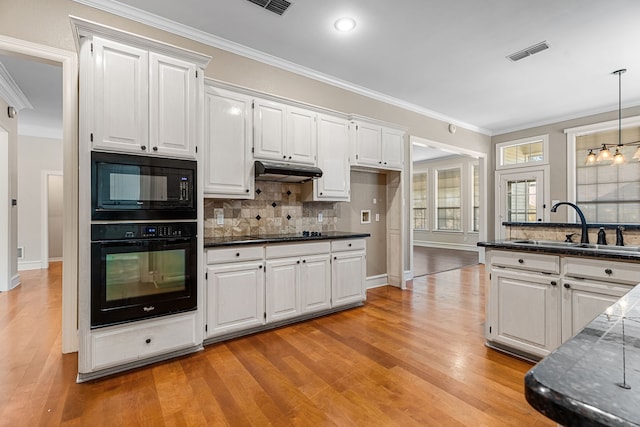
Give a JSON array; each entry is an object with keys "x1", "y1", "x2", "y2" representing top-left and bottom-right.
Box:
[
  {"x1": 0, "y1": 61, "x2": 33, "y2": 111},
  {"x1": 71, "y1": 0, "x2": 491, "y2": 136}
]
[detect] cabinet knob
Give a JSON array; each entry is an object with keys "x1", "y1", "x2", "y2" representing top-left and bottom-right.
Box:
[
  {"x1": 302, "y1": 259, "x2": 306, "y2": 263},
  {"x1": 259, "y1": 265, "x2": 262, "y2": 269},
  {"x1": 334, "y1": 256, "x2": 337, "y2": 260},
  {"x1": 518, "y1": 259, "x2": 524, "y2": 264},
  {"x1": 550, "y1": 281, "x2": 557, "y2": 286},
  {"x1": 141, "y1": 145, "x2": 146, "y2": 151},
  {"x1": 145, "y1": 338, "x2": 151, "y2": 344},
  {"x1": 283, "y1": 155, "x2": 287, "y2": 159},
  {"x1": 246, "y1": 189, "x2": 250, "y2": 193},
  {"x1": 384, "y1": 162, "x2": 387, "y2": 165},
  {"x1": 288, "y1": 156, "x2": 292, "y2": 159},
  {"x1": 348, "y1": 243, "x2": 352, "y2": 247},
  {"x1": 236, "y1": 252, "x2": 240, "y2": 257},
  {"x1": 379, "y1": 161, "x2": 382, "y2": 164},
  {"x1": 605, "y1": 268, "x2": 613, "y2": 275},
  {"x1": 297, "y1": 260, "x2": 300, "y2": 264},
  {"x1": 320, "y1": 192, "x2": 323, "y2": 195},
  {"x1": 152, "y1": 146, "x2": 158, "y2": 151},
  {"x1": 564, "y1": 283, "x2": 571, "y2": 289}
]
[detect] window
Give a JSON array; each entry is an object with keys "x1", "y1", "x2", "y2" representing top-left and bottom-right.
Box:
[
  {"x1": 506, "y1": 179, "x2": 538, "y2": 222},
  {"x1": 496, "y1": 135, "x2": 548, "y2": 169},
  {"x1": 436, "y1": 168, "x2": 461, "y2": 230},
  {"x1": 412, "y1": 173, "x2": 427, "y2": 230},
  {"x1": 472, "y1": 163, "x2": 480, "y2": 232},
  {"x1": 574, "y1": 125, "x2": 640, "y2": 223}
]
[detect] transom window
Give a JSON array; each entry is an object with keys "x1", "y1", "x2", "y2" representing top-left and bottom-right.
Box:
[{"x1": 496, "y1": 135, "x2": 548, "y2": 169}]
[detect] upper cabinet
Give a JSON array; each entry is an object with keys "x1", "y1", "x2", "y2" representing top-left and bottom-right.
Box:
[
  {"x1": 351, "y1": 120, "x2": 405, "y2": 170},
  {"x1": 203, "y1": 86, "x2": 254, "y2": 198},
  {"x1": 86, "y1": 34, "x2": 209, "y2": 160},
  {"x1": 309, "y1": 113, "x2": 351, "y2": 201},
  {"x1": 254, "y1": 98, "x2": 317, "y2": 165}
]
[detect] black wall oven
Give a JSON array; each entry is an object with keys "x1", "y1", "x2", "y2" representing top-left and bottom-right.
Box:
[
  {"x1": 91, "y1": 222, "x2": 197, "y2": 328},
  {"x1": 91, "y1": 152, "x2": 196, "y2": 221}
]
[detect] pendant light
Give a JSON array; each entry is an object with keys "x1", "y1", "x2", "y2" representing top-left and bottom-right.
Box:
[
  {"x1": 611, "y1": 69, "x2": 627, "y2": 165},
  {"x1": 596, "y1": 144, "x2": 612, "y2": 162},
  {"x1": 585, "y1": 149, "x2": 597, "y2": 164}
]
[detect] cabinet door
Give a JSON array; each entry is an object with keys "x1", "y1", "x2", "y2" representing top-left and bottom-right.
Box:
[
  {"x1": 254, "y1": 98, "x2": 286, "y2": 161},
  {"x1": 381, "y1": 127, "x2": 404, "y2": 170},
  {"x1": 206, "y1": 262, "x2": 265, "y2": 337},
  {"x1": 286, "y1": 106, "x2": 317, "y2": 165},
  {"x1": 300, "y1": 254, "x2": 331, "y2": 314},
  {"x1": 315, "y1": 114, "x2": 350, "y2": 201},
  {"x1": 488, "y1": 269, "x2": 560, "y2": 358},
  {"x1": 562, "y1": 279, "x2": 630, "y2": 342},
  {"x1": 149, "y1": 52, "x2": 197, "y2": 159},
  {"x1": 265, "y1": 258, "x2": 300, "y2": 322},
  {"x1": 354, "y1": 122, "x2": 381, "y2": 167},
  {"x1": 332, "y1": 250, "x2": 366, "y2": 307},
  {"x1": 203, "y1": 87, "x2": 254, "y2": 198},
  {"x1": 92, "y1": 37, "x2": 148, "y2": 153}
]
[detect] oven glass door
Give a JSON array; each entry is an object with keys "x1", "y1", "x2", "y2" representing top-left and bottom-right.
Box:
[{"x1": 91, "y1": 237, "x2": 197, "y2": 328}]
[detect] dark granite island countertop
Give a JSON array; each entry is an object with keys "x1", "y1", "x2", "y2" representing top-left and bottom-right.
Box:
[
  {"x1": 525, "y1": 284, "x2": 640, "y2": 426},
  {"x1": 204, "y1": 231, "x2": 371, "y2": 248}
]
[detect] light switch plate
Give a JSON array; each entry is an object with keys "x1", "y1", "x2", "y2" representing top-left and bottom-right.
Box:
[
  {"x1": 375, "y1": 213, "x2": 380, "y2": 222},
  {"x1": 318, "y1": 212, "x2": 323, "y2": 222},
  {"x1": 216, "y1": 212, "x2": 224, "y2": 225}
]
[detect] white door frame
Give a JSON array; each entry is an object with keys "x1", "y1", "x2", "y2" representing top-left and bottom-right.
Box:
[
  {"x1": 41, "y1": 170, "x2": 63, "y2": 268},
  {"x1": 0, "y1": 35, "x2": 79, "y2": 354}
]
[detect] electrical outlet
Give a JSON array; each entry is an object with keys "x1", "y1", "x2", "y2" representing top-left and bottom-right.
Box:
[
  {"x1": 318, "y1": 212, "x2": 323, "y2": 222},
  {"x1": 216, "y1": 212, "x2": 224, "y2": 225},
  {"x1": 373, "y1": 198, "x2": 377, "y2": 204},
  {"x1": 375, "y1": 213, "x2": 380, "y2": 222}
]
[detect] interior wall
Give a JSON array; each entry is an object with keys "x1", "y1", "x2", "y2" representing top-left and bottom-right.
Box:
[
  {"x1": 0, "y1": 0, "x2": 491, "y2": 276},
  {"x1": 48, "y1": 174, "x2": 64, "y2": 260},
  {"x1": 335, "y1": 171, "x2": 387, "y2": 277},
  {"x1": 491, "y1": 105, "x2": 640, "y2": 231},
  {"x1": 412, "y1": 155, "x2": 479, "y2": 249},
  {"x1": 0, "y1": 96, "x2": 19, "y2": 291},
  {"x1": 17, "y1": 135, "x2": 63, "y2": 269}
]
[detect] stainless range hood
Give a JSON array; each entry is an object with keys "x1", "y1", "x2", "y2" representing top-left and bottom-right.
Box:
[{"x1": 254, "y1": 160, "x2": 323, "y2": 183}]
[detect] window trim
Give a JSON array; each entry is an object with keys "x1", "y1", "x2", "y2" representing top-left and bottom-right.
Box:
[
  {"x1": 565, "y1": 115, "x2": 640, "y2": 222},
  {"x1": 434, "y1": 164, "x2": 463, "y2": 231},
  {"x1": 496, "y1": 134, "x2": 549, "y2": 170},
  {"x1": 470, "y1": 161, "x2": 480, "y2": 233},
  {"x1": 412, "y1": 171, "x2": 429, "y2": 231}
]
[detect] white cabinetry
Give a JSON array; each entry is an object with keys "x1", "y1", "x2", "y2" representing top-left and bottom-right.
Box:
[
  {"x1": 253, "y1": 98, "x2": 317, "y2": 165},
  {"x1": 91, "y1": 36, "x2": 200, "y2": 159},
  {"x1": 265, "y1": 242, "x2": 331, "y2": 322},
  {"x1": 203, "y1": 86, "x2": 254, "y2": 198},
  {"x1": 205, "y1": 246, "x2": 265, "y2": 338},
  {"x1": 486, "y1": 249, "x2": 637, "y2": 359},
  {"x1": 331, "y1": 239, "x2": 367, "y2": 307},
  {"x1": 90, "y1": 312, "x2": 198, "y2": 371},
  {"x1": 352, "y1": 120, "x2": 404, "y2": 170},
  {"x1": 304, "y1": 113, "x2": 351, "y2": 201}
]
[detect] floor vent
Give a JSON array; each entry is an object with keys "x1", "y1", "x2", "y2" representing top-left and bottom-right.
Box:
[
  {"x1": 247, "y1": 0, "x2": 292, "y2": 15},
  {"x1": 507, "y1": 41, "x2": 550, "y2": 62},
  {"x1": 17, "y1": 246, "x2": 24, "y2": 259}
]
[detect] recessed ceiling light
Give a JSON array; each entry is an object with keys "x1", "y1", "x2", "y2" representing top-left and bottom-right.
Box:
[{"x1": 334, "y1": 17, "x2": 356, "y2": 32}]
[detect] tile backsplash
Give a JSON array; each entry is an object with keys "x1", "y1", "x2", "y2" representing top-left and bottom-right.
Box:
[{"x1": 204, "y1": 182, "x2": 338, "y2": 238}]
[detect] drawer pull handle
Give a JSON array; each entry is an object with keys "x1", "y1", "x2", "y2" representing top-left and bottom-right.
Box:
[
  {"x1": 564, "y1": 283, "x2": 571, "y2": 289},
  {"x1": 518, "y1": 259, "x2": 524, "y2": 264},
  {"x1": 605, "y1": 268, "x2": 613, "y2": 275},
  {"x1": 550, "y1": 281, "x2": 557, "y2": 286},
  {"x1": 145, "y1": 338, "x2": 151, "y2": 344}
]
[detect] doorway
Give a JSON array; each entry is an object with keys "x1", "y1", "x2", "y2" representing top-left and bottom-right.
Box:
[{"x1": 43, "y1": 172, "x2": 63, "y2": 265}]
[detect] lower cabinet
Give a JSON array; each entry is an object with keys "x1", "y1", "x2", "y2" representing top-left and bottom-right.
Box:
[
  {"x1": 331, "y1": 239, "x2": 366, "y2": 307},
  {"x1": 300, "y1": 254, "x2": 332, "y2": 314},
  {"x1": 90, "y1": 312, "x2": 198, "y2": 371},
  {"x1": 488, "y1": 269, "x2": 560, "y2": 358},
  {"x1": 486, "y1": 250, "x2": 637, "y2": 359},
  {"x1": 266, "y1": 257, "x2": 301, "y2": 322}
]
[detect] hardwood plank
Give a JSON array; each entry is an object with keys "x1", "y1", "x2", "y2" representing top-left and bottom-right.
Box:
[{"x1": 0, "y1": 263, "x2": 554, "y2": 426}]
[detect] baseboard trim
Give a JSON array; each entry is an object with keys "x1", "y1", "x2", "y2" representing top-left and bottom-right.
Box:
[
  {"x1": 413, "y1": 241, "x2": 479, "y2": 252},
  {"x1": 18, "y1": 260, "x2": 43, "y2": 271},
  {"x1": 10, "y1": 274, "x2": 20, "y2": 290},
  {"x1": 366, "y1": 274, "x2": 388, "y2": 289}
]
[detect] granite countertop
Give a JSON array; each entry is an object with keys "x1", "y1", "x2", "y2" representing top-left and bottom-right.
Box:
[
  {"x1": 478, "y1": 240, "x2": 640, "y2": 262},
  {"x1": 204, "y1": 231, "x2": 371, "y2": 248},
  {"x1": 525, "y1": 285, "x2": 640, "y2": 426}
]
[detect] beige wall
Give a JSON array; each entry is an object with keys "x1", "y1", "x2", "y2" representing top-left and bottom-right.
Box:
[
  {"x1": 0, "y1": 0, "x2": 492, "y2": 276},
  {"x1": 335, "y1": 171, "x2": 388, "y2": 277}
]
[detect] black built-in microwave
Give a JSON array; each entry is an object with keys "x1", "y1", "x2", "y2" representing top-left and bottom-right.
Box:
[{"x1": 91, "y1": 152, "x2": 196, "y2": 220}]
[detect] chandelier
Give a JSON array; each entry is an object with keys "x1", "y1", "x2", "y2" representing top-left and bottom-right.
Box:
[{"x1": 584, "y1": 69, "x2": 640, "y2": 165}]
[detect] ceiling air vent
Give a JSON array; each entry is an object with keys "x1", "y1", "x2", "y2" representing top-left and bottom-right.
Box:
[
  {"x1": 247, "y1": 0, "x2": 292, "y2": 15},
  {"x1": 507, "y1": 41, "x2": 550, "y2": 62}
]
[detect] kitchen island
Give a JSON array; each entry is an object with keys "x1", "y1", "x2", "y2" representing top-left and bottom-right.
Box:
[{"x1": 525, "y1": 283, "x2": 640, "y2": 426}]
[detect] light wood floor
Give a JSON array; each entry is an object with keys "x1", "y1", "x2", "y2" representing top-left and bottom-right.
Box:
[{"x1": 0, "y1": 262, "x2": 553, "y2": 426}]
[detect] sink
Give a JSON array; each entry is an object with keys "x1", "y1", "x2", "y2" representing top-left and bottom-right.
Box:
[
  {"x1": 509, "y1": 239, "x2": 640, "y2": 253},
  {"x1": 510, "y1": 240, "x2": 580, "y2": 247},
  {"x1": 574, "y1": 243, "x2": 640, "y2": 252}
]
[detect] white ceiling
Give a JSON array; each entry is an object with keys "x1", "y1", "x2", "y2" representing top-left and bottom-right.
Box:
[{"x1": 79, "y1": 0, "x2": 640, "y2": 135}]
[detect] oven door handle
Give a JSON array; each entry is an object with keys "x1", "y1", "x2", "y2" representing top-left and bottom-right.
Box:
[{"x1": 92, "y1": 238, "x2": 194, "y2": 245}]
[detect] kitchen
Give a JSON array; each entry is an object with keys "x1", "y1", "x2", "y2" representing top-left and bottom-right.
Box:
[{"x1": 2, "y1": 0, "x2": 640, "y2": 425}]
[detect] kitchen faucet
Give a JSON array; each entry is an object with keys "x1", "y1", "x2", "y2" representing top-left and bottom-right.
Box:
[{"x1": 550, "y1": 202, "x2": 589, "y2": 244}]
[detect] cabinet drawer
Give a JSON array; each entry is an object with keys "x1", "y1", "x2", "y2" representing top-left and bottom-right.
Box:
[
  {"x1": 266, "y1": 242, "x2": 330, "y2": 259},
  {"x1": 207, "y1": 246, "x2": 264, "y2": 264},
  {"x1": 138, "y1": 314, "x2": 198, "y2": 358},
  {"x1": 563, "y1": 257, "x2": 640, "y2": 285},
  {"x1": 490, "y1": 250, "x2": 559, "y2": 274},
  {"x1": 331, "y1": 239, "x2": 366, "y2": 252},
  {"x1": 91, "y1": 327, "x2": 140, "y2": 370}
]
